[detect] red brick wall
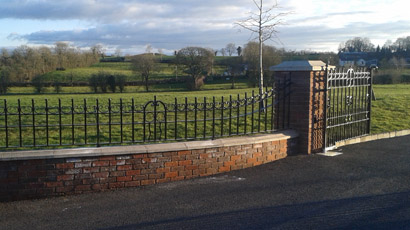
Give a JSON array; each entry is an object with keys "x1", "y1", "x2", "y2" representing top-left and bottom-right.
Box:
[{"x1": 0, "y1": 136, "x2": 297, "y2": 201}]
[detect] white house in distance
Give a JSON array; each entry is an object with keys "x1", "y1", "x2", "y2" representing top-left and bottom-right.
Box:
[{"x1": 339, "y1": 52, "x2": 378, "y2": 68}]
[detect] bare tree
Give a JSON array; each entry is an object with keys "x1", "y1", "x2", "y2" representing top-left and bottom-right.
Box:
[
  {"x1": 132, "y1": 54, "x2": 157, "y2": 91},
  {"x1": 145, "y1": 44, "x2": 153, "y2": 55},
  {"x1": 220, "y1": 48, "x2": 226, "y2": 57},
  {"x1": 114, "y1": 48, "x2": 122, "y2": 57},
  {"x1": 158, "y1": 48, "x2": 164, "y2": 61},
  {"x1": 226, "y1": 43, "x2": 236, "y2": 56},
  {"x1": 236, "y1": 0, "x2": 289, "y2": 95}
]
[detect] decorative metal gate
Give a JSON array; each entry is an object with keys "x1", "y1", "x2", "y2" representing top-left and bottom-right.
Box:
[{"x1": 323, "y1": 67, "x2": 373, "y2": 151}]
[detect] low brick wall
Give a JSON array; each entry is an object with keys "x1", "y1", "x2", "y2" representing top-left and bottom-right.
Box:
[{"x1": 0, "y1": 130, "x2": 298, "y2": 201}]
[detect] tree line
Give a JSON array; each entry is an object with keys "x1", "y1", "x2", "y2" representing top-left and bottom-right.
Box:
[
  {"x1": 339, "y1": 36, "x2": 410, "y2": 55},
  {"x1": 0, "y1": 42, "x2": 103, "y2": 93},
  {"x1": 131, "y1": 41, "x2": 283, "y2": 92},
  {"x1": 339, "y1": 36, "x2": 410, "y2": 68}
]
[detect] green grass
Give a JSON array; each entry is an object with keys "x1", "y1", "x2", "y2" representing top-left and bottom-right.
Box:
[
  {"x1": 39, "y1": 61, "x2": 230, "y2": 84},
  {"x1": 6, "y1": 78, "x2": 249, "y2": 95},
  {"x1": 1, "y1": 87, "x2": 259, "y2": 108},
  {"x1": 371, "y1": 84, "x2": 410, "y2": 133}
]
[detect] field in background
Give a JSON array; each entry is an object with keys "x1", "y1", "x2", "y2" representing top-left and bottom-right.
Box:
[
  {"x1": 6, "y1": 77, "x2": 250, "y2": 95},
  {"x1": 1, "y1": 87, "x2": 259, "y2": 107},
  {"x1": 371, "y1": 84, "x2": 410, "y2": 133},
  {"x1": 374, "y1": 68, "x2": 410, "y2": 84},
  {"x1": 39, "y1": 57, "x2": 230, "y2": 83}
]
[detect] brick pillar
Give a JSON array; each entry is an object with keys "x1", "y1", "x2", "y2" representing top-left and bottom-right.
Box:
[{"x1": 272, "y1": 61, "x2": 329, "y2": 154}]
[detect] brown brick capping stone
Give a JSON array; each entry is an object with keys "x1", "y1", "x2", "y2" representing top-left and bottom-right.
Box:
[{"x1": 0, "y1": 130, "x2": 298, "y2": 201}]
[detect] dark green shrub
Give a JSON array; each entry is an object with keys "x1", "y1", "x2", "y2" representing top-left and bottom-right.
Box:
[
  {"x1": 401, "y1": 75, "x2": 410, "y2": 83},
  {"x1": 115, "y1": 74, "x2": 126, "y2": 93},
  {"x1": 373, "y1": 75, "x2": 392, "y2": 84},
  {"x1": 89, "y1": 74, "x2": 99, "y2": 93},
  {"x1": 32, "y1": 75, "x2": 46, "y2": 93},
  {"x1": 107, "y1": 75, "x2": 116, "y2": 93},
  {"x1": 0, "y1": 69, "x2": 10, "y2": 94},
  {"x1": 97, "y1": 74, "x2": 108, "y2": 93},
  {"x1": 53, "y1": 80, "x2": 63, "y2": 93}
]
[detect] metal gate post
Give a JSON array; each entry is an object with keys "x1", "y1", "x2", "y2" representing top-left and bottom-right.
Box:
[
  {"x1": 322, "y1": 64, "x2": 329, "y2": 153},
  {"x1": 367, "y1": 68, "x2": 373, "y2": 134}
]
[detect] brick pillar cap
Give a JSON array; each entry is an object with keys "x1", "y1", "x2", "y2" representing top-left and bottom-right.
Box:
[{"x1": 269, "y1": 60, "x2": 335, "y2": 72}]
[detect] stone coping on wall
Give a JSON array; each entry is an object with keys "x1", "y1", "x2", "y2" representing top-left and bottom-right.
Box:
[
  {"x1": 0, "y1": 130, "x2": 299, "y2": 161},
  {"x1": 333, "y1": 129, "x2": 410, "y2": 149}
]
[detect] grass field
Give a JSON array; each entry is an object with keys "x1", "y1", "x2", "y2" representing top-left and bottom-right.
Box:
[
  {"x1": 2, "y1": 87, "x2": 259, "y2": 106},
  {"x1": 40, "y1": 61, "x2": 229, "y2": 83},
  {"x1": 6, "y1": 77, "x2": 250, "y2": 94},
  {"x1": 371, "y1": 84, "x2": 410, "y2": 133}
]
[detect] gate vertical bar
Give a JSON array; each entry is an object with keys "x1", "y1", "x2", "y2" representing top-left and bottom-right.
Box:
[
  {"x1": 244, "y1": 93, "x2": 247, "y2": 134},
  {"x1": 175, "y1": 98, "x2": 178, "y2": 140},
  {"x1": 184, "y1": 97, "x2": 188, "y2": 140},
  {"x1": 120, "y1": 98, "x2": 123, "y2": 143},
  {"x1": 323, "y1": 65, "x2": 329, "y2": 152},
  {"x1": 108, "y1": 99, "x2": 112, "y2": 143},
  {"x1": 84, "y1": 99, "x2": 87, "y2": 145},
  {"x1": 367, "y1": 68, "x2": 373, "y2": 134},
  {"x1": 96, "y1": 99, "x2": 100, "y2": 147},
  {"x1": 194, "y1": 97, "x2": 198, "y2": 139},
  {"x1": 251, "y1": 91, "x2": 254, "y2": 133},
  {"x1": 203, "y1": 97, "x2": 206, "y2": 139},
  {"x1": 132, "y1": 98, "x2": 135, "y2": 143},
  {"x1": 71, "y1": 99, "x2": 75, "y2": 145},
  {"x1": 4, "y1": 100, "x2": 8, "y2": 147},
  {"x1": 212, "y1": 96, "x2": 215, "y2": 139},
  {"x1": 46, "y1": 99, "x2": 49, "y2": 146},
  {"x1": 221, "y1": 96, "x2": 224, "y2": 137},
  {"x1": 154, "y1": 96, "x2": 157, "y2": 141},
  {"x1": 32, "y1": 99, "x2": 36, "y2": 147},
  {"x1": 59, "y1": 99, "x2": 62, "y2": 146},
  {"x1": 229, "y1": 95, "x2": 232, "y2": 136},
  {"x1": 236, "y1": 94, "x2": 240, "y2": 135},
  {"x1": 18, "y1": 99, "x2": 22, "y2": 147}
]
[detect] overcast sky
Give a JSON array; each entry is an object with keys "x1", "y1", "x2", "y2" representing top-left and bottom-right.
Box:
[{"x1": 1, "y1": 0, "x2": 409, "y2": 54}]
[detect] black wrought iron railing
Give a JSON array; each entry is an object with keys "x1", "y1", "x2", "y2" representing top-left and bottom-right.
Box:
[{"x1": 0, "y1": 81, "x2": 291, "y2": 150}]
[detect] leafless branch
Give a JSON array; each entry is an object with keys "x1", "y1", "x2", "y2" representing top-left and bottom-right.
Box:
[{"x1": 235, "y1": 0, "x2": 291, "y2": 95}]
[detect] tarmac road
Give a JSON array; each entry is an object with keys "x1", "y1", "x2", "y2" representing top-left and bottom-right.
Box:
[{"x1": 1, "y1": 135, "x2": 410, "y2": 230}]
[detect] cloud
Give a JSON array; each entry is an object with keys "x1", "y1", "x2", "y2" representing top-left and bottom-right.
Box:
[
  {"x1": 2, "y1": 0, "x2": 410, "y2": 53},
  {"x1": 0, "y1": 0, "x2": 256, "y2": 22},
  {"x1": 6, "y1": 32, "x2": 23, "y2": 41},
  {"x1": 17, "y1": 22, "x2": 250, "y2": 53},
  {"x1": 279, "y1": 20, "x2": 410, "y2": 51}
]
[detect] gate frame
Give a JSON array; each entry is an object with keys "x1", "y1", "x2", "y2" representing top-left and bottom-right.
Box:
[{"x1": 322, "y1": 65, "x2": 374, "y2": 153}]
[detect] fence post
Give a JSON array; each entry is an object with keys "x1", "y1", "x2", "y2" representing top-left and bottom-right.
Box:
[{"x1": 271, "y1": 60, "x2": 333, "y2": 154}]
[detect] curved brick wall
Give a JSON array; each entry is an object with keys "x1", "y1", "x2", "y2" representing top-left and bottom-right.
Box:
[{"x1": 0, "y1": 130, "x2": 298, "y2": 201}]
